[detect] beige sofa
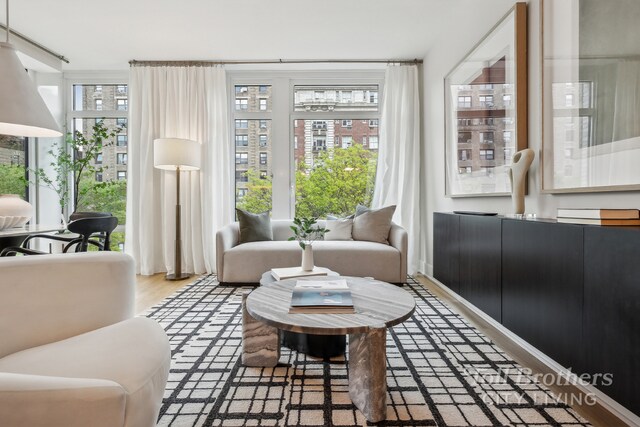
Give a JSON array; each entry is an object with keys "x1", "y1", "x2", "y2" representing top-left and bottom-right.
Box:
[
  {"x1": 216, "y1": 219, "x2": 407, "y2": 284},
  {"x1": 0, "y1": 252, "x2": 170, "y2": 427}
]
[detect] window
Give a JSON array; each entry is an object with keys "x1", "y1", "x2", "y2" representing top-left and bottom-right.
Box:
[
  {"x1": 116, "y1": 153, "x2": 127, "y2": 165},
  {"x1": 478, "y1": 95, "x2": 493, "y2": 108},
  {"x1": 458, "y1": 149, "x2": 471, "y2": 161},
  {"x1": 458, "y1": 132, "x2": 472, "y2": 143},
  {"x1": 565, "y1": 94, "x2": 574, "y2": 107},
  {"x1": 0, "y1": 135, "x2": 28, "y2": 199},
  {"x1": 480, "y1": 149, "x2": 495, "y2": 160},
  {"x1": 503, "y1": 94, "x2": 512, "y2": 107},
  {"x1": 236, "y1": 119, "x2": 248, "y2": 129},
  {"x1": 233, "y1": 77, "x2": 382, "y2": 219},
  {"x1": 235, "y1": 99, "x2": 248, "y2": 110},
  {"x1": 70, "y1": 82, "x2": 128, "y2": 253},
  {"x1": 116, "y1": 99, "x2": 128, "y2": 111},
  {"x1": 96, "y1": 153, "x2": 103, "y2": 164},
  {"x1": 503, "y1": 131, "x2": 512, "y2": 143},
  {"x1": 235, "y1": 135, "x2": 249, "y2": 146},
  {"x1": 236, "y1": 153, "x2": 248, "y2": 164},
  {"x1": 457, "y1": 96, "x2": 471, "y2": 108},
  {"x1": 480, "y1": 131, "x2": 494, "y2": 144},
  {"x1": 117, "y1": 135, "x2": 127, "y2": 147}
]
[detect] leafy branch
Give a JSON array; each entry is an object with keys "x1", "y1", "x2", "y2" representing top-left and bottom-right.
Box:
[{"x1": 288, "y1": 217, "x2": 328, "y2": 250}]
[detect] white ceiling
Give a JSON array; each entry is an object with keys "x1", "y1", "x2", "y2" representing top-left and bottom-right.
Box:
[{"x1": 7, "y1": 0, "x2": 516, "y2": 71}]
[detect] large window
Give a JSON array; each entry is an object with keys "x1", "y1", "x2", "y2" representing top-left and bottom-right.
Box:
[
  {"x1": 71, "y1": 82, "x2": 128, "y2": 251},
  {"x1": 231, "y1": 76, "x2": 382, "y2": 219},
  {"x1": 0, "y1": 135, "x2": 27, "y2": 199}
]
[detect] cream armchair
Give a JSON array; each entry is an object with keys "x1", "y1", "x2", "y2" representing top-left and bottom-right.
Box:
[{"x1": 0, "y1": 252, "x2": 170, "y2": 427}]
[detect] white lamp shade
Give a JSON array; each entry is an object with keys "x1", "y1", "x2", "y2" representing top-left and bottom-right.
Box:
[
  {"x1": 0, "y1": 42, "x2": 62, "y2": 138},
  {"x1": 154, "y1": 138, "x2": 201, "y2": 170}
]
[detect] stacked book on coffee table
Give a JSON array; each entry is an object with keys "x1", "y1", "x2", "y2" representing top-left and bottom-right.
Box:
[
  {"x1": 289, "y1": 279, "x2": 355, "y2": 314},
  {"x1": 556, "y1": 208, "x2": 640, "y2": 226}
]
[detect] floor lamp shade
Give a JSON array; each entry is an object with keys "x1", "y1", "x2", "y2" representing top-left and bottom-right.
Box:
[
  {"x1": 154, "y1": 138, "x2": 201, "y2": 170},
  {"x1": 153, "y1": 137, "x2": 201, "y2": 281},
  {"x1": 0, "y1": 42, "x2": 62, "y2": 137}
]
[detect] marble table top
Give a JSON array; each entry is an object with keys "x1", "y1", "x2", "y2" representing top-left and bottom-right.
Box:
[{"x1": 246, "y1": 276, "x2": 416, "y2": 335}]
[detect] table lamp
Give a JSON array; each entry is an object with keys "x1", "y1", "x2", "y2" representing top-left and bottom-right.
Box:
[{"x1": 154, "y1": 138, "x2": 201, "y2": 281}]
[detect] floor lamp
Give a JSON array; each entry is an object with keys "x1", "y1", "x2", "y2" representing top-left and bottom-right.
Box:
[{"x1": 154, "y1": 138, "x2": 201, "y2": 281}]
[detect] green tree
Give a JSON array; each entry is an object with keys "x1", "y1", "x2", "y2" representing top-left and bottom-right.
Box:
[
  {"x1": 0, "y1": 164, "x2": 26, "y2": 196},
  {"x1": 295, "y1": 145, "x2": 377, "y2": 218},
  {"x1": 77, "y1": 176, "x2": 127, "y2": 251},
  {"x1": 236, "y1": 169, "x2": 272, "y2": 213}
]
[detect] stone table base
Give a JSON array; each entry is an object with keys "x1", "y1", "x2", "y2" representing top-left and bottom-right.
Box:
[{"x1": 242, "y1": 292, "x2": 281, "y2": 367}]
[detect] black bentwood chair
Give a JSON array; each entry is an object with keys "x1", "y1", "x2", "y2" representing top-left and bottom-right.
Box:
[{"x1": 0, "y1": 213, "x2": 118, "y2": 256}]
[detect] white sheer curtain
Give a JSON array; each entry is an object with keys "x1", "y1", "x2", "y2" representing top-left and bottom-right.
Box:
[
  {"x1": 373, "y1": 64, "x2": 421, "y2": 274},
  {"x1": 125, "y1": 65, "x2": 231, "y2": 275}
]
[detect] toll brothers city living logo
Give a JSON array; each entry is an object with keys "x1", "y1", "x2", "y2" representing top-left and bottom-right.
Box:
[{"x1": 462, "y1": 366, "x2": 612, "y2": 406}]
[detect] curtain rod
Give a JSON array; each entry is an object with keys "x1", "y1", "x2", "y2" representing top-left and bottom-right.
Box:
[
  {"x1": 0, "y1": 24, "x2": 69, "y2": 63},
  {"x1": 129, "y1": 58, "x2": 423, "y2": 67}
]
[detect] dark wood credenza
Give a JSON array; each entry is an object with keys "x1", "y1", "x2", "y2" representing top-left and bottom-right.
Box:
[{"x1": 433, "y1": 212, "x2": 640, "y2": 417}]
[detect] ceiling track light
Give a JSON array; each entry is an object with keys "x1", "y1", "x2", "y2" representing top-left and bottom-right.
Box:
[{"x1": 0, "y1": 0, "x2": 62, "y2": 137}]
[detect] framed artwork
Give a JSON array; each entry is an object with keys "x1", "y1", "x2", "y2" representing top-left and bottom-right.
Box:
[
  {"x1": 541, "y1": 0, "x2": 640, "y2": 193},
  {"x1": 445, "y1": 3, "x2": 528, "y2": 197}
]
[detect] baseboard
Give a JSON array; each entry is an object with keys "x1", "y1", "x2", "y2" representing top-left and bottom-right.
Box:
[{"x1": 420, "y1": 273, "x2": 640, "y2": 427}]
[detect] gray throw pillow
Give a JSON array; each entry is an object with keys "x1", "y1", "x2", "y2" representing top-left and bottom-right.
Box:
[
  {"x1": 236, "y1": 209, "x2": 273, "y2": 244},
  {"x1": 352, "y1": 205, "x2": 396, "y2": 244}
]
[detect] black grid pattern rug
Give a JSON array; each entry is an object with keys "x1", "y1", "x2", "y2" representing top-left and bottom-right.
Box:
[{"x1": 146, "y1": 276, "x2": 590, "y2": 427}]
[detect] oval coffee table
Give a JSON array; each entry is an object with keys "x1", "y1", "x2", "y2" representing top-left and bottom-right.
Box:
[{"x1": 241, "y1": 276, "x2": 415, "y2": 423}]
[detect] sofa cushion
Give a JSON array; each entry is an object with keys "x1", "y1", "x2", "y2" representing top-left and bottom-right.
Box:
[
  {"x1": 325, "y1": 218, "x2": 353, "y2": 241},
  {"x1": 236, "y1": 209, "x2": 273, "y2": 244},
  {"x1": 352, "y1": 205, "x2": 396, "y2": 244},
  {"x1": 0, "y1": 317, "x2": 170, "y2": 427},
  {"x1": 223, "y1": 240, "x2": 400, "y2": 283}
]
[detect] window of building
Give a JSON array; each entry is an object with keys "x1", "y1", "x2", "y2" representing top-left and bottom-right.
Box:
[
  {"x1": 95, "y1": 172, "x2": 103, "y2": 182},
  {"x1": 369, "y1": 136, "x2": 379, "y2": 149},
  {"x1": 480, "y1": 149, "x2": 495, "y2": 160},
  {"x1": 95, "y1": 117, "x2": 104, "y2": 125},
  {"x1": 457, "y1": 96, "x2": 471, "y2": 108},
  {"x1": 259, "y1": 85, "x2": 268, "y2": 93},
  {"x1": 236, "y1": 119, "x2": 248, "y2": 129},
  {"x1": 235, "y1": 99, "x2": 248, "y2": 110},
  {"x1": 259, "y1": 152, "x2": 267, "y2": 165},
  {"x1": 260, "y1": 171, "x2": 268, "y2": 179},
  {"x1": 503, "y1": 131, "x2": 512, "y2": 143},
  {"x1": 235, "y1": 171, "x2": 248, "y2": 182},
  {"x1": 458, "y1": 149, "x2": 471, "y2": 161},
  {"x1": 259, "y1": 135, "x2": 268, "y2": 147},
  {"x1": 117, "y1": 153, "x2": 127, "y2": 165},
  {"x1": 116, "y1": 85, "x2": 127, "y2": 94},
  {"x1": 236, "y1": 153, "x2": 248, "y2": 164},
  {"x1": 259, "y1": 99, "x2": 268, "y2": 111},
  {"x1": 480, "y1": 131, "x2": 494, "y2": 144},
  {"x1": 96, "y1": 153, "x2": 103, "y2": 164},
  {"x1": 458, "y1": 132, "x2": 472, "y2": 143},
  {"x1": 236, "y1": 135, "x2": 249, "y2": 146},
  {"x1": 341, "y1": 136, "x2": 353, "y2": 148},
  {"x1": 260, "y1": 120, "x2": 268, "y2": 129},
  {"x1": 565, "y1": 94, "x2": 574, "y2": 107},
  {"x1": 116, "y1": 118, "x2": 127, "y2": 127},
  {"x1": 236, "y1": 86, "x2": 248, "y2": 94},
  {"x1": 294, "y1": 85, "x2": 378, "y2": 112},
  {"x1": 117, "y1": 135, "x2": 127, "y2": 147},
  {"x1": 313, "y1": 136, "x2": 327, "y2": 151},
  {"x1": 503, "y1": 94, "x2": 512, "y2": 107},
  {"x1": 95, "y1": 99, "x2": 103, "y2": 110},
  {"x1": 95, "y1": 85, "x2": 102, "y2": 92},
  {"x1": 238, "y1": 188, "x2": 248, "y2": 197},
  {"x1": 342, "y1": 119, "x2": 352, "y2": 128},
  {"x1": 369, "y1": 119, "x2": 378, "y2": 127},
  {"x1": 117, "y1": 171, "x2": 126, "y2": 180},
  {"x1": 478, "y1": 95, "x2": 494, "y2": 108},
  {"x1": 116, "y1": 99, "x2": 128, "y2": 111}
]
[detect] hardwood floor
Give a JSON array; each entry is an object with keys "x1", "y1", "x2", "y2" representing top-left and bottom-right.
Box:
[
  {"x1": 135, "y1": 273, "x2": 193, "y2": 314},
  {"x1": 415, "y1": 274, "x2": 629, "y2": 427}
]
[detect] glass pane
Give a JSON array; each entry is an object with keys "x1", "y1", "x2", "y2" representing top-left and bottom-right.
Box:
[
  {"x1": 234, "y1": 85, "x2": 272, "y2": 113},
  {"x1": 72, "y1": 117, "x2": 127, "y2": 252},
  {"x1": 294, "y1": 85, "x2": 379, "y2": 112},
  {"x1": 294, "y1": 119, "x2": 378, "y2": 218},
  {"x1": 0, "y1": 135, "x2": 27, "y2": 199},
  {"x1": 235, "y1": 119, "x2": 272, "y2": 213},
  {"x1": 73, "y1": 84, "x2": 128, "y2": 111}
]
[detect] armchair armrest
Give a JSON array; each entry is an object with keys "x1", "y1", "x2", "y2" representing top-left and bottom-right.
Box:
[
  {"x1": 0, "y1": 373, "x2": 125, "y2": 427},
  {"x1": 0, "y1": 252, "x2": 135, "y2": 359},
  {"x1": 388, "y1": 223, "x2": 408, "y2": 282},
  {"x1": 216, "y1": 222, "x2": 240, "y2": 282}
]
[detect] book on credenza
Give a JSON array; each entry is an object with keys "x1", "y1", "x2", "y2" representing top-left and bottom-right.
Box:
[
  {"x1": 556, "y1": 217, "x2": 640, "y2": 226},
  {"x1": 556, "y1": 208, "x2": 640, "y2": 220},
  {"x1": 270, "y1": 266, "x2": 328, "y2": 281},
  {"x1": 289, "y1": 279, "x2": 355, "y2": 314}
]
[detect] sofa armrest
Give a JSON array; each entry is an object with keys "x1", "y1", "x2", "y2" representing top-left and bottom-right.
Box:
[
  {"x1": 216, "y1": 222, "x2": 240, "y2": 282},
  {"x1": 0, "y1": 373, "x2": 126, "y2": 427},
  {"x1": 0, "y1": 252, "x2": 135, "y2": 359},
  {"x1": 388, "y1": 223, "x2": 408, "y2": 282}
]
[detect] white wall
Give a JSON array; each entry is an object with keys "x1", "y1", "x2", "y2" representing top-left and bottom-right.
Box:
[{"x1": 420, "y1": 0, "x2": 640, "y2": 275}]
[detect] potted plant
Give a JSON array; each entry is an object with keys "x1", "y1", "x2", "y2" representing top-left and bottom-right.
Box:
[{"x1": 288, "y1": 217, "x2": 329, "y2": 271}]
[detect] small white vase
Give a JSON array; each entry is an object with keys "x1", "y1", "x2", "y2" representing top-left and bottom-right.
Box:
[
  {"x1": 0, "y1": 194, "x2": 33, "y2": 230},
  {"x1": 301, "y1": 245, "x2": 314, "y2": 271}
]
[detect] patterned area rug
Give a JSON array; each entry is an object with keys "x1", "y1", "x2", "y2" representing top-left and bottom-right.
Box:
[{"x1": 146, "y1": 276, "x2": 590, "y2": 427}]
